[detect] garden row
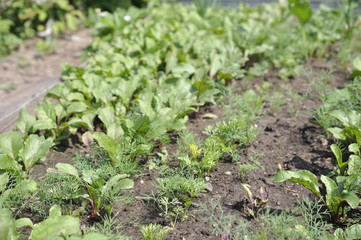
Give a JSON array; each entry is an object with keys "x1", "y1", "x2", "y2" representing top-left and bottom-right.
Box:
[
  {"x1": 1, "y1": 0, "x2": 361, "y2": 239},
  {"x1": 0, "y1": 0, "x2": 146, "y2": 57}
]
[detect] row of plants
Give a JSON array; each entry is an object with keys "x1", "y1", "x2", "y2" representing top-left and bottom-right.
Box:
[
  {"x1": 273, "y1": 56, "x2": 361, "y2": 238},
  {"x1": 1, "y1": 0, "x2": 361, "y2": 239},
  {"x1": 0, "y1": 0, "x2": 147, "y2": 57}
]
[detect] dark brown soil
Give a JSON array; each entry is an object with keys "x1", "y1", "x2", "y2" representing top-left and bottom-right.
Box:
[{"x1": 17, "y1": 58, "x2": 349, "y2": 239}]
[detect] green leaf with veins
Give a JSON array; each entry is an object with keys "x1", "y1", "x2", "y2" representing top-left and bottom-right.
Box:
[
  {"x1": 0, "y1": 132, "x2": 23, "y2": 159},
  {"x1": 18, "y1": 135, "x2": 52, "y2": 175},
  {"x1": 67, "y1": 102, "x2": 88, "y2": 115},
  {"x1": 98, "y1": 107, "x2": 116, "y2": 130},
  {"x1": 0, "y1": 208, "x2": 18, "y2": 239},
  {"x1": 55, "y1": 163, "x2": 79, "y2": 179},
  {"x1": 16, "y1": 108, "x2": 36, "y2": 136},
  {"x1": 272, "y1": 170, "x2": 321, "y2": 197},
  {"x1": 36, "y1": 101, "x2": 56, "y2": 122},
  {"x1": 30, "y1": 205, "x2": 80, "y2": 240},
  {"x1": 288, "y1": 0, "x2": 313, "y2": 25},
  {"x1": 347, "y1": 155, "x2": 361, "y2": 175},
  {"x1": 0, "y1": 154, "x2": 22, "y2": 172}
]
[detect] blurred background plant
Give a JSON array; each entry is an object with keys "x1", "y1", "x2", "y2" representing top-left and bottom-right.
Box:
[
  {"x1": 0, "y1": 0, "x2": 147, "y2": 57},
  {"x1": 193, "y1": 0, "x2": 220, "y2": 16}
]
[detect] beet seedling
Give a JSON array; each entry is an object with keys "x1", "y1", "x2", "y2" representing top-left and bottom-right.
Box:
[
  {"x1": 54, "y1": 163, "x2": 134, "y2": 219},
  {"x1": 0, "y1": 132, "x2": 52, "y2": 176},
  {"x1": 273, "y1": 170, "x2": 359, "y2": 223},
  {"x1": 241, "y1": 184, "x2": 269, "y2": 218}
]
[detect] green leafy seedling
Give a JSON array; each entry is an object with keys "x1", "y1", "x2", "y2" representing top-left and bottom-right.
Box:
[
  {"x1": 30, "y1": 205, "x2": 80, "y2": 240},
  {"x1": 0, "y1": 132, "x2": 52, "y2": 176},
  {"x1": 328, "y1": 109, "x2": 361, "y2": 145},
  {"x1": 55, "y1": 163, "x2": 134, "y2": 219},
  {"x1": 140, "y1": 223, "x2": 170, "y2": 240},
  {"x1": 0, "y1": 208, "x2": 33, "y2": 240},
  {"x1": 241, "y1": 184, "x2": 268, "y2": 218},
  {"x1": 273, "y1": 170, "x2": 359, "y2": 223},
  {"x1": 288, "y1": 0, "x2": 313, "y2": 25}
]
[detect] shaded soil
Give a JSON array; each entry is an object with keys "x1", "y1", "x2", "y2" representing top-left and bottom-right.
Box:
[{"x1": 21, "y1": 58, "x2": 349, "y2": 239}]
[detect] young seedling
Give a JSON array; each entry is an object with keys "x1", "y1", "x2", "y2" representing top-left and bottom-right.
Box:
[
  {"x1": 140, "y1": 223, "x2": 170, "y2": 240},
  {"x1": 54, "y1": 163, "x2": 134, "y2": 219},
  {"x1": 241, "y1": 184, "x2": 269, "y2": 218},
  {"x1": 273, "y1": 170, "x2": 359, "y2": 223},
  {"x1": 0, "y1": 132, "x2": 52, "y2": 176}
]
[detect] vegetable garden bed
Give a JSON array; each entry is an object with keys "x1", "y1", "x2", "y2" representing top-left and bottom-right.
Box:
[{"x1": 1, "y1": 0, "x2": 361, "y2": 239}]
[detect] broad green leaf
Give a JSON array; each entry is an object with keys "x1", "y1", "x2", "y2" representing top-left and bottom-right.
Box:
[
  {"x1": 349, "y1": 143, "x2": 360, "y2": 156},
  {"x1": 15, "y1": 218, "x2": 33, "y2": 229},
  {"x1": 172, "y1": 63, "x2": 196, "y2": 76},
  {"x1": 92, "y1": 132, "x2": 117, "y2": 159},
  {"x1": 210, "y1": 54, "x2": 222, "y2": 78},
  {"x1": 0, "y1": 132, "x2": 23, "y2": 159},
  {"x1": 0, "y1": 208, "x2": 18, "y2": 240},
  {"x1": 339, "y1": 192, "x2": 359, "y2": 209},
  {"x1": 55, "y1": 163, "x2": 79, "y2": 179},
  {"x1": 32, "y1": 119, "x2": 57, "y2": 131},
  {"x1": 49, "y1": 205, "x2": 62, "y2": 218},
  {"x1": 288, "y1": 0, "x2": 313, "y2": 25},
  {"x1": 16, "y1": 108, "x2": 36, "y2": 136},
  {"x1": 331, "y1": 144, "x2": 347, "y2": 173},
  {"x1": 343, "y1": 224, "x2": 361, "y2": 239},
  {"x1": 330, "y1": 110, "x2": 361, "y2": 128},
  {"x1": 272, "y1": 170, "x2": 321, "y2": 197},
  {"x1": 36, "y1": 101, "x2": 56, "y2": 122},
  {"x1": 81, "y1": 170, "x2": 99, "y2": 185},
  {"x1": 320, "y1": 175, "x2": 338, "y2": 198},
  {"x1": 82, "y1": 112, "x2": 96, "y2": 131},
  {"x1": 102, "y1": 174, "x2": 134, "y2": 196},
  {"x1": 327, "y1": 127, "x2": 345, "y2": 140},
  {"x1": 67, "y1": 102, "x2": 88, "y2": 114},
  {"x1": 82, "y1": 233, "x2": 109, "y2": 240},
  {"x1": 67, "y1": 93, "x2": 85, "y2": 102},
  {"x1": 353, "y1": 56, "x2": 361, "y2": 71},
  {"x1": 0, "y1": 173, "x2": 9, "y2": 192},
  {"x1": 348, "y1": 155, "x2": 361, "y2": 175},
  {"x1": 54, "y1": 104, "x2": 66, "y2": 122},
  {"x1": 0, "y1": 154, "x2": 22, "y2": 172},
  {"x1": 117, "y1": 178, "x2": 134, "y2": 190},
  {"x1": 133, "y1": 115, "x2": 151, "y2": 135},
  {"x1": 138, "y1": 99, "x2": 155, "y2": 120},
  {"x1": 107, "y1": 124, "x2": 124, "y2": 141},
  {"x1": 98, "y1": 107, "x2": 115, "y2": 130},
  {"x1": 68, "y1": 112, "x2": 96, "y2": 132},
  {"x1": 19, "y1": 135, "x2": 52, "y2": 174},
  {"x1": 30, "y1": 215, "x2": 80, "y2": 240}
]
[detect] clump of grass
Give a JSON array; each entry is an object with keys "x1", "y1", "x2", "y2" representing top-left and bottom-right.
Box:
[
  {"x1": 140, "y1": 223, "x2": 170, "y2": 240},
  {"x1": 73, "y1": 143, "x2": 140, "y2": 178}
]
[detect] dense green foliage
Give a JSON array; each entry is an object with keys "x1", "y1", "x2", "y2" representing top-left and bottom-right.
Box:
[
  {"x1": 0, "y1": 0, "x2": 361, "y2": 238},
  {"x1": 0, "y1": 0, "x2": 147, "y2": 57}
]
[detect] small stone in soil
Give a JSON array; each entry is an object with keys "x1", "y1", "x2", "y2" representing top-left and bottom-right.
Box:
[
  {"x1": 206, "y1": 182, "x2": 213, "y2": 192},
  {"x1": 224, "y1": 171, "x2": 231, "y2": 175}
]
